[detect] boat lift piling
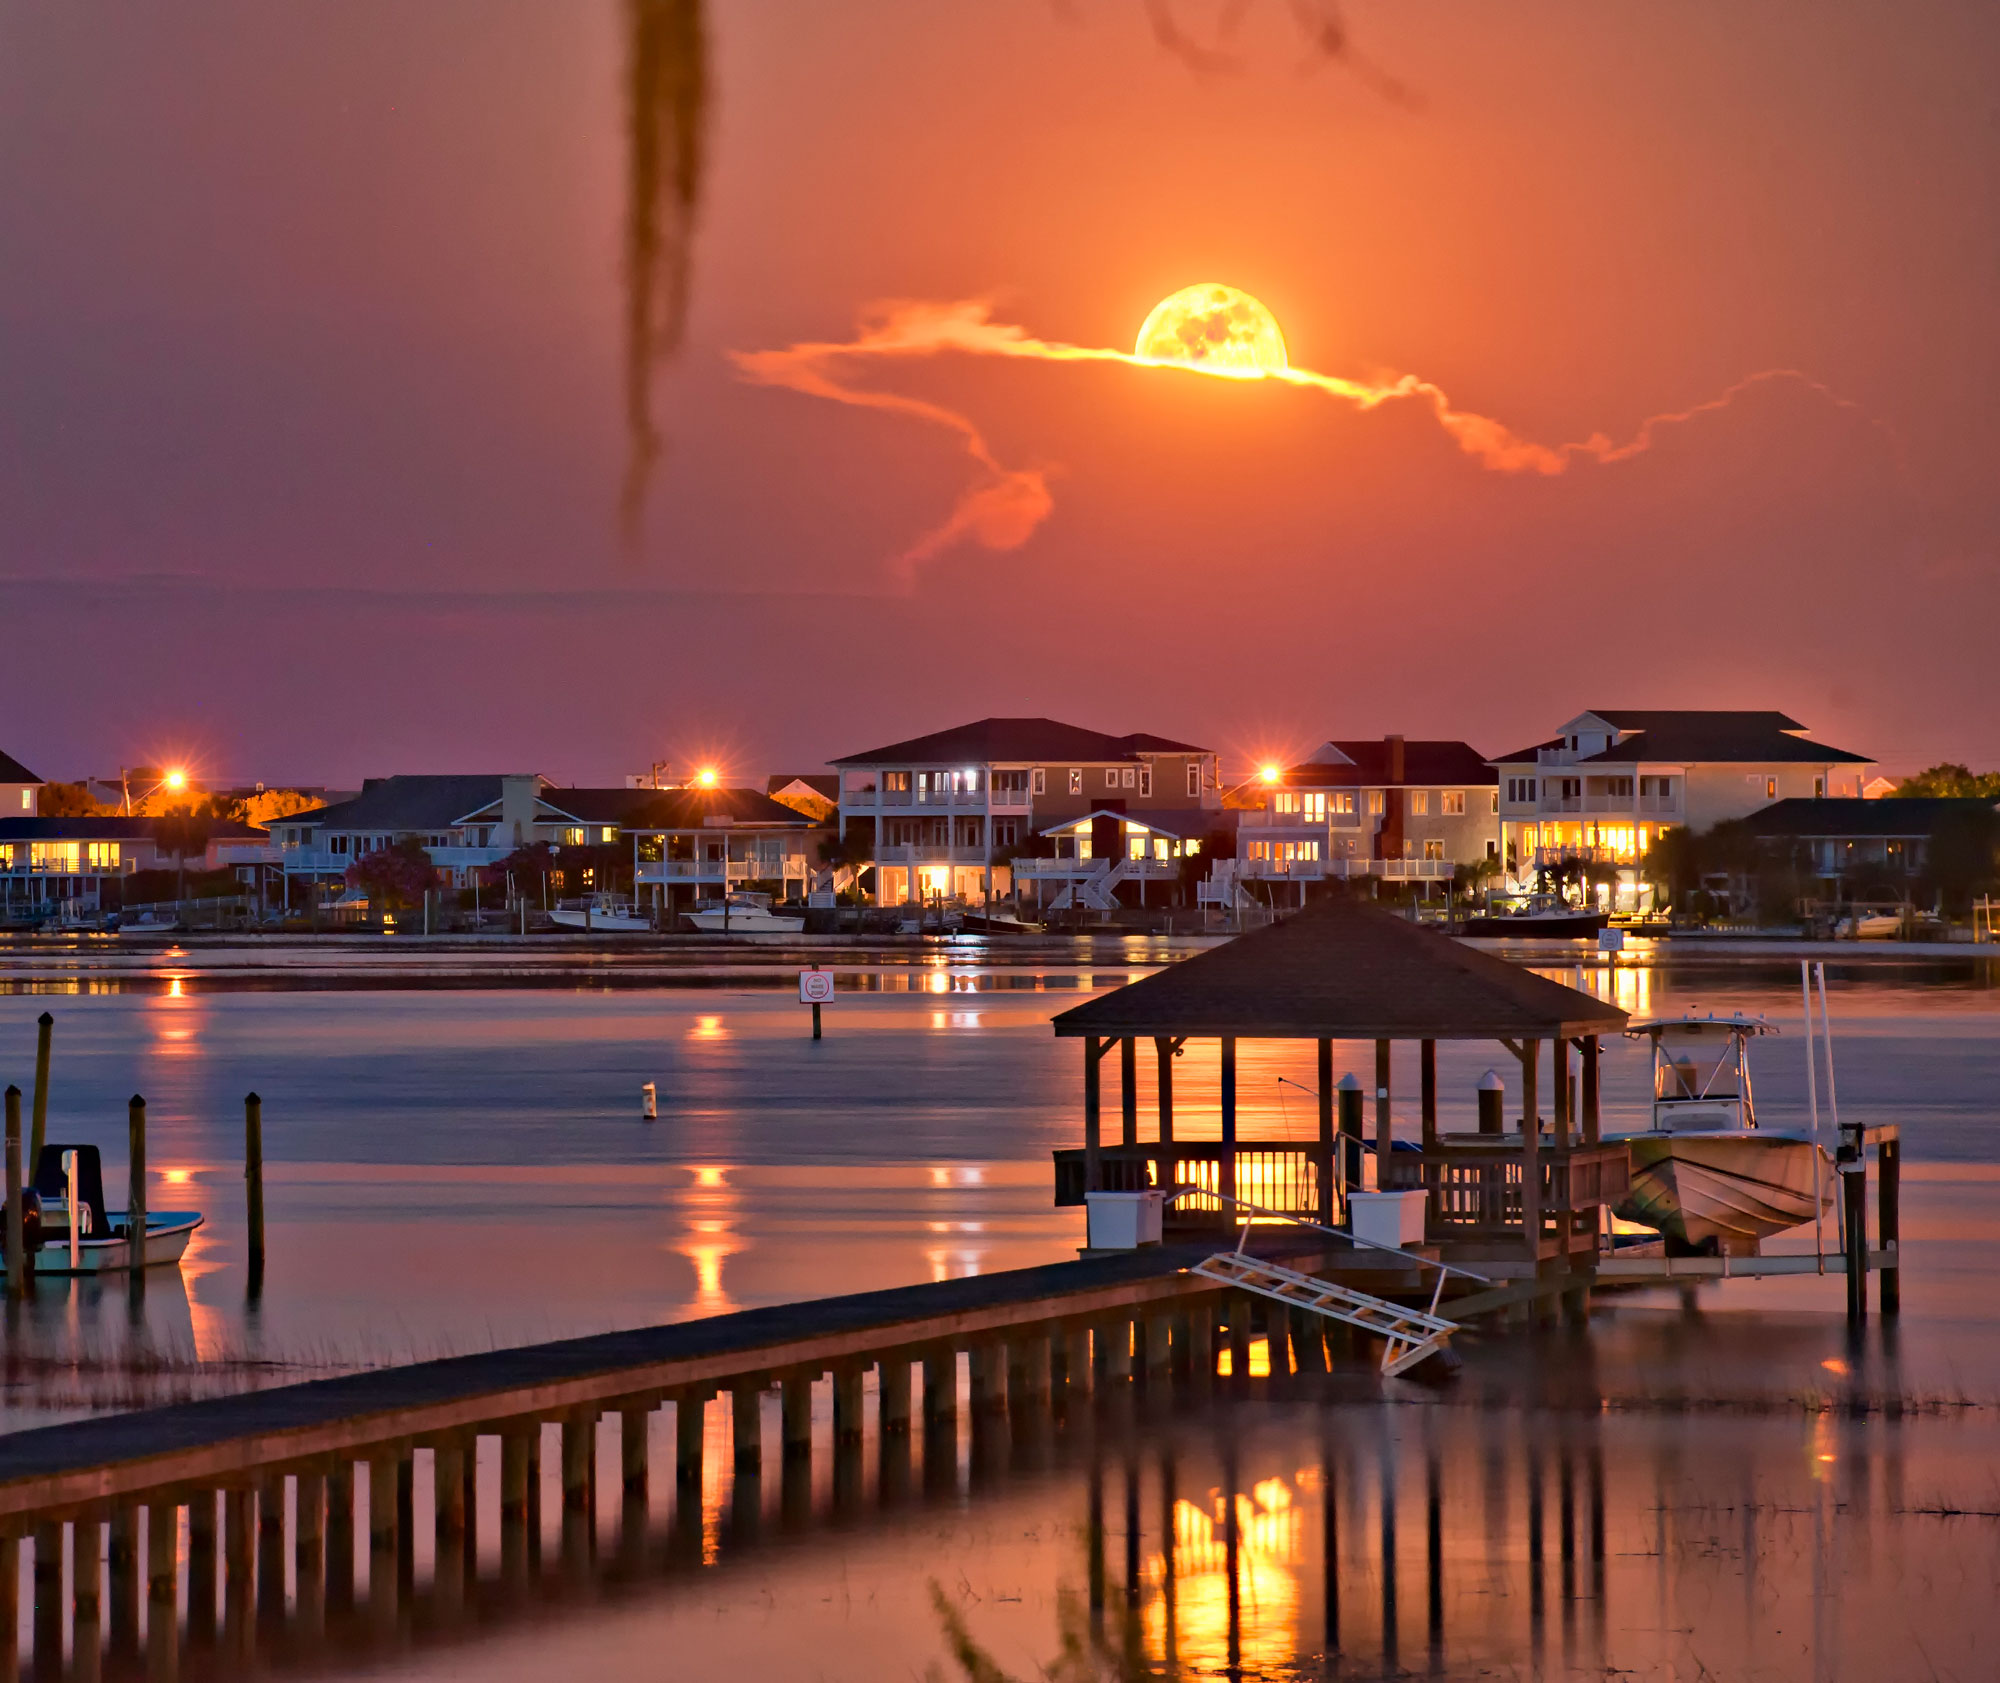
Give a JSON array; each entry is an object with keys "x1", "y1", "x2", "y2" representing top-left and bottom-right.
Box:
[
  {"x1": 245, "y1": 1091, "x2": 266, "y2": 1294},
  {"x1": 126, "y1": 1095, "x2": 147, "y2": 1289},
  {"x1": 29, "y1": 1012, "x2": 52, "y2": 1168},
  {"x1": 4, "y1": 1086, "x2": 22, "y2": 1301}
]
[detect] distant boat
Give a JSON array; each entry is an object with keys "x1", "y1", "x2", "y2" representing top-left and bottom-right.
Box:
[
  {"x1": 1610, "y1": 1013, "x2": 1831, "y2": 1254},
  {"x1": 549, "y1": 893, "x2": 652, "y2": 933},
  {"x1": 25, "y1": 1145, "x2": 202, "y2": 1275},
  {"x1": 686, "y1": 893, "x2": 804, "y2": 935},
  {"x1": 957, "y1": 908, "x2": 1045, "y2": 935},
  {"x1": 1463, "y1": 892, "x2": 1607, "y2": 939}
]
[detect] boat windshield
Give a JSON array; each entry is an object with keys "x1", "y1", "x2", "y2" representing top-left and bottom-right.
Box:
[{"x1": 1654, "y1": 1026, "x2": 1742, "y2": 1102}]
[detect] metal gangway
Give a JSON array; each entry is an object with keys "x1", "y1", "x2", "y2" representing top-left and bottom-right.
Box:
[{"x1": 1182, "y1": 1191, "x2": 1490, "y2": 1379}]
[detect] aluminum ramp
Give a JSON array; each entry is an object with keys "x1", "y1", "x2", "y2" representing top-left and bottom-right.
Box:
[{"x1": 1192, "y1": 1250, "x2": 1462, "y2": 1379}]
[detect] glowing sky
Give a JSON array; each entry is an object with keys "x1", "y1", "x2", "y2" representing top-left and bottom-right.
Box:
[{"x1": 1, "y1": 1, "x2": 1995, "y2": 780}]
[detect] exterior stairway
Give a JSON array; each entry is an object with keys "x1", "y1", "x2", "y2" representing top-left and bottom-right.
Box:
[{"x1": 1191, "y1": 1249, "x2": 1461, "y2": 1378}]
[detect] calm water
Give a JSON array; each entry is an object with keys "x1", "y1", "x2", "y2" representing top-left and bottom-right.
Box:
[{"x1": 1, "y1": 939, "x2": 1997, "y2": 1680}]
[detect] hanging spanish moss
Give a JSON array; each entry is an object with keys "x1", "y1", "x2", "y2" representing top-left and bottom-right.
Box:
[{"x1": 620, "y1": 0, "x2": 709, "y2": 547}]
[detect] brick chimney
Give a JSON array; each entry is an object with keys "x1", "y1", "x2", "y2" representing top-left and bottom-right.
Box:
[{"x1": 1378, "y1": 735, "x2": 1407, "y2": 861}]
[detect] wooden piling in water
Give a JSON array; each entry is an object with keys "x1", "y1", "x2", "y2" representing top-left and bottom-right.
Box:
[
  {"x1": 220, "y1": 1490, "x2": 252, "y2": 1653},
  {"x1": 782, "y1": 1375, "x2": 814, "y2": 1459},
  {"x1": 0, "y1": 1535, "x2": 16, "y2": 1678},
  {"x1": 72, "y1": 1516, "x2": 103, "y2": 1681},
  {"x1": 623, "y1": 1404, "x2": 654, "y2": 1494},
  {"x1": 561, "y1": 1413, "x2": 593, "y2": 1514},
  {"x1": 145, "y1": 1500, "x2": 178, "y2": 1678},
  {"x1": 29, "y1": 1013, "x2": 52, "y2": 1170},
  {"x1": 675, "y1": 1392, "x2": 706, "y2": 1488},
  {"x1": 730, "y1": 1385, "x2": 761, "y2": 1472},
  {"x1": 832, "y1": 1368, "x2": 865, "y2": 1444},
  {"x1": 107, "y1": 1504, "x2": 140, "y2": 1658},
  {"x1": 126, "y1": 1096, "x2": 147, "y2": 1278},
  {"x1": 878, "y1": 1355, "x2": 912, "y2": 1436},
  {"x1": 182, "y1": 1495, "x2": 213, "y2": 1647},
  {"x1": 33, "y1": 1519, "x2": 62, "y2": 1675},
  {"x1": 4, "y1": 1086, "x2": 22, "y2": 1301},
  {"x1": 243, "y1": 1093, "x2": 264, "y2": 1288},
  {"x1": 324, "y1": 1463, "x2": 354, "y2": 1611},
  {"x1": 293, "y1": 1469, "x2": 324, "y2": 1636},
  {"x1": 1843, "y1": 1160, "x2": 1868, "y2": 1322},
  {"x1": 256, "y1": 1471, "x2": 286, "y2": 1625},
  {"x1": 1062, "y1": 1325, "x2": 1093, "y2": 1399},
  {"x1": 969, "y1": 1345, "x2": 1006, "y2": 1414},
  {"x1": 1879, "y1": 1133, "x2": 1901, "y2": 1318}
]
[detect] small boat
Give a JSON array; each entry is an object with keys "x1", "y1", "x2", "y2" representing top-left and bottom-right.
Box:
[
  {"x1": 549, "y1": 893, "x2": 653, "y2": 933},
  {"x1": 25, "y1": 1145, "x2": 203, "y2": 1275},
  {"x1": 1462, "y1": 892, "x2": 1607, "y2": 939},
  {"x1": 1610, "y1": 1013, "x2": 1831, "y2": 1255},
  {"x1": 685, "y1": 893, "x2": 804, "y2": 935},
  {"x1": 958, "y1": 908, "x2": 1046, "y2": 935}
]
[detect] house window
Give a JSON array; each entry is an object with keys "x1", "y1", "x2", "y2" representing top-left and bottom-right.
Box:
[
  {"x1": 883, "y1": 771, "x2": 911, "y2": 793},
  {"x1": 1505, "y1": 777, "x2": 1534, "y2": 804},
  {"x1": 330, "y1": 837, "x2": 348, "y2": 855},
  {"x1": 1410, "y1": 791, "x2": 1430, "y2": 816},
  {"x1": 601, "y1": 827, "x2": 617, "y2": 843},
  {"x1": 1186, "y1": 763, "x2": 1200, "y2": 798},
  {"x1": 1424, "y1": 840, "x2": 1445, "y2": 860},
  {"x1": 1122, "y1": 767, "x2": 1136, "y2": 789},
  {"x1": 1441, "y1": 791, "x2": 1466, "y2": 816},
  {"x1": 1068, "y1": 769, "x2": 1082, "y2": 795},
  {"x1": 1766, "y1": 778, "x2": 1778, "y2": 799},
  {"x1": 1138, "y1": 766, "x2": 1151, "y2": 797},
  {"x1": 1301, "y1": 792, "x2": 1326, "y2": 821},
  {"x1": 1366, "y1": 791, "x2": 1384, "y2": 815},
  {"x1": 17, "y1": 791, "x2": 27, "y2": 810},
  {"x1": 1491, "y1": 791, "x2": 1499, "y2": 814},
  {"x1": 1814, "y1": 776, "x2": 1825, "y2": 798},
  {"x1": 993, "y1": 820, "x2": 1019, "y2": 848},
  {"x1": 1104, "y1": 768, "x2": 1119, "y2": 790},
  {"x1": 1032, "y1": 768, "x2": 1047, "y2": 796},
  {"x1": 561, "y1": 827, "x2": 585, "y2": 846},
  {"x1": 1333, "y1": 791, "x2": 1355, "y2": 814},
  {"x1": 427, "y1": 834, "x2": 450, "y2": 847}
]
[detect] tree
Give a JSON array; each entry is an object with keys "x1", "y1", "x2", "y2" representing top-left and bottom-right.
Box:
[
  {"x1": 151, "y1": 804, "x2": 216, "y2": 908},
  {"x1": 39, "y1": 782, "x2": 107, "y2": 817},
  {"x1": 494, "y1": 841, "x2": 557, "y2": 901},
  {"x1": 1896, "y1": 763, "x2": 2000, "y2": 800},
  {"x1": 1925, "y1": 806, "x2": 2000, "y2": 914},
  {"x1": 346, "y1": 838, "x2": 440, "y2": 912}
]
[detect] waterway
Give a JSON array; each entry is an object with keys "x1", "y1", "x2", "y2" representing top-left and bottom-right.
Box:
[{"x1": 0, "y1": 937, "x2": 1995, "y2": 1679}]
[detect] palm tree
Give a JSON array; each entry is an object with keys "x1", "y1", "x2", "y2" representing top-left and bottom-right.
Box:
[{"x1": 152, "y1": 805, "x2": 216, "y2": 920}]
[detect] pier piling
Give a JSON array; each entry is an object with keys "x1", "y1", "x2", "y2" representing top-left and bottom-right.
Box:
[
  {"x1": 107, "y1": 1505, "x2": 139, "y2": 1659},
  {"x1": 145, "y1": 1500, "x2": 178, "y2": 1678},
  {"x1": 970, "y1": 1344, "x2": 1006, "y2": 1414},
  {"x1": 732, "y1": 1385, "x2": 762, "y2": 1472},
  {"x1": 73, "y1": 1516, "x2": 103, "y2": 1680},
  {"x1": 782, "y1": 1375, "x2": 814, "y2": 1459},
  {"x1": 127, "y1": 1096, "x2": 147, "y2": 1280},
  {"x1": 29, "y1": 1013, "x2": 52, "y2": 1169},
  {"x1": 243, "y1": 1092, "x2": 264, "y2": 1290},
  {"x1": 325, "y1": 1462, "x2": 355, "y2": 1611},
  {"x1": 878, "y1": 1354, "x2": 913, "y2": 1436},
  {"x1": 32, "y1": 1520, "x2": 61, "y2": 1678},
  {"x1": 293, "y1": 1469, "x2": 325, "y2": 1636},
  {"x1": 1879, "y1": 1134, "x2": 1901, "y2": 1318},
  {"x1": 256, "y1": 1471, "x2": 286, "y2": 1626},
  {"x1": 1842, "y1": 1160, "x2": 1868, "y2": 1322},
  {"x1": 4, "y1": 1087, "x2": 22, "y2": 1301},
  {"x1": 184, "y1": 1494, "x2": 214, "y2": 1647},
  {"x1": 832, "y1": 1367, "x2": 866, "y2": 1444},
  {"x1": 0, "y1": 1536, "x2": 16, "y2": 1677},
  {"x1": 675, "y1": 1391, "x2": 707, "y2": 1489}
]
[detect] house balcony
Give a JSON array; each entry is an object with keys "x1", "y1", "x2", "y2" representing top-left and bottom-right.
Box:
[
  {"x1": 1237, "y1": 857, "x2": 1453, "y2": 882},
  {"x1": 639, "y1": 859, "x2": 796, "y2": 884},
  {"x1": 1013, "y1": 856, "x2": 1181, "y2": 881},
  {"x1": 874, "y1": 844, "x2": 991, "y2": 867}
]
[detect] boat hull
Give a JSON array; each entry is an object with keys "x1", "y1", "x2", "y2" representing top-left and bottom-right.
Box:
[
  {"x1": 30, "y1": 1213, "x2": 203, "y2": 1275},
  {"x1": 685, "y1": 911, "x2": 804, "y2": 934},
  {"x1": 548, "y1": 910, "x2": 652, "y2": 933},
  {"x1": 1612, "y1": 1133, "x2": 1831, "y2": 1253},
  {"x1": 1462, "y1": 911, "x2": 1607, "y2": 938}
]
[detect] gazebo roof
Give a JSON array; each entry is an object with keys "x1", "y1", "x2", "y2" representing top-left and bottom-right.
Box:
[{"x1": 1052, "y1": 897, "x2": 1628, "y2": 1041}]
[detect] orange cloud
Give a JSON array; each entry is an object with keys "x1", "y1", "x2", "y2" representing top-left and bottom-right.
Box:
[{"x1": 731, "y1": 299, "x2": 1869, "y2": 572}]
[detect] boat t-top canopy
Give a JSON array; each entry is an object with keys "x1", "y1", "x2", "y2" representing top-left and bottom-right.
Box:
[{"x1": 1626, "y1": 1013, "x2": 1778, "y2": 1038}]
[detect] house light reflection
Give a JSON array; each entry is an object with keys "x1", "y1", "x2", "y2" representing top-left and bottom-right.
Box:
[
  {"x1": 690, "y1": 1015, "x2": 726, "y2": 1040},
  {"x1": 1144, "y1": 1480, "x2": 1302, "y2": 1674}
]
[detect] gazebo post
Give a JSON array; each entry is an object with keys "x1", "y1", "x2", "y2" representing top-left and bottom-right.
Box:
[
  {"x1": 1316, "y1": 1039, "x2": 1335, "y2": 1226},
  {"x1": 1580, "y1": 1037, "x2": 1600, "y2": 1145},
  {"x1": 1219, "y1": 1039, "x2": 1238, "y2": 1210},
  {"x1": 1155, "y1": 1038, "x2": 1175, "y2": 1144},
  {"x1": 1374, "y1": 1040, "x2": 1393, "y2": 1184},
  {"x1": 1419, "y1": 1040, "x2": 1438, "y2": 1149},
  {"x1": 1521, "y1": 1038, "x2": 1543, "y2": 1271},
  {"x1": 1084, "y1": 1036, "x2": 1102, "y2": 1193},
  {"x1": 1120, "y1": 1038, "x2": 1138, "y2": 1147}
]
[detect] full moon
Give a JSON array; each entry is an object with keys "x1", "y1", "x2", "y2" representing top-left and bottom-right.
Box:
[{"x1": 1134, "y1": 283, "x2": 1289, "y2": 376}]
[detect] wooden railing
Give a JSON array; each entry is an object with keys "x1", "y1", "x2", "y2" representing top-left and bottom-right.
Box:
[{"x1": 1053, "y1": 1143, "x2": 1326, "y2": 1222}]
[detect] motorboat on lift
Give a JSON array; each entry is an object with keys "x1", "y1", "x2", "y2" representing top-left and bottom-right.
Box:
[
  {"x1": 685, "y1": 892, "x2": 804, "y2": 934},
  {"x1": 549, "y1": 893, "x2": 653, "y2": 933},
  {"x1": 1610, "y1": 1013, "x2": 1831, "y2": 1254},
  {"x1": 1462, "y1": 891, "x2": 1607, "y2": 939},
  {"x1": 19, "y1": 1145, "x2": 203, "y2": 1275}
]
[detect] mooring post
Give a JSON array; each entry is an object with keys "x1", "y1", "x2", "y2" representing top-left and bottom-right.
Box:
[
  {"x1": 1062, "y1": 1325, "x2": 1093, "y2": 1401},
  {"x1": 1420, "y1": 1039, "x2": 1438, "y2": 1149},
  {"x1": 368, "y1": 1453, "x2": 401, "y2": 1622},
  {"x1": 256, "y1": 1471, "x2": 286, "y2": 1626},
  {"x1": 324, "y1": 1463, "x2": 355, "y2": 1611},
  {"x1": 127, "y1": 1095, "x2": 148, "y2": 1278},
  {"x1": 1083, "y1": 1037, "x2": 1103, "y2": 1193},
  {"x1": 1156, "y1": 1036, "x2": 1176, "y2": 1145},
  {"x1": 1843, "y1": 1154, "x2": 1868, "y2": 1323},
  {"x1": 1374, "y1": 1039, "x2": 1393, "y2": 1184},
  {"x1": 1219, "y1": 1039, "x2": 1238, "y2": 1209},
  {"x1": 293, "y1": 1468, "x2": 324, "y2": 1636},
  {"x1": 1581, "y1": 1037, "x2": 1601, "y2": 1145},
  {"x1": 879, "y1": 1353, "x2": 913, "y2": 1436},
  {"x1": 243, "y1": 1092, "x2": 264, "y2": 1290},
  {"x1": 1120, "y1": 1037, "x2": 1138, "y2": 1147},
  {"x1": 1879, "y1": 1131, "x2": 1901, "y2": 1318},
  {"x1": 4, "y1": 1086, "x2": 22, "y2": 1301},
  {"x1": 33, "y1": 1519, "x2": 62, "y2": 1675},
  {"x1": 1317, "y1": 1039, "x2": 1335, "y2": 1224},
  {"x1": 1337, "y1": 1074, "x2": 1365, "y2": 1192},
  {"x1": 29, "y1": 1012, "x2": 52, "y2": 1168},
  {"x1": 72, "y1": 1515, "x2": 104, "y2": 1679}
]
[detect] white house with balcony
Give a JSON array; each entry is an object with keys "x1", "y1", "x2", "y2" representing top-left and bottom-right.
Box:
[
  {"x1": 832, "y1": 717, "x2": 1220, "y2": 907},
  {"x1": 1017, "y1": 808, "x2": 1211, "y2": 912},
  {"x1": 1490, "y1": 709, "x2": 1874, "y2": 907},
  {"x1": 627, "y1": 788, "x2": 823, "y2": 917},
  {"x1": 1225, "y1": 737, "x2": 1499, "y2": 904},
  {"x1": 0, "y1": 749, "x2": 42, "y2": 819}
]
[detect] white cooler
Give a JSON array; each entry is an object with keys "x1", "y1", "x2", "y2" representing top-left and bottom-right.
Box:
[
  {"x1": 1086, "y1": 1190, "x2": 1165, "y2": 1250},
  {"x1": 1346, "y1": 1188, "x2": 1427, "y2": 1248}
]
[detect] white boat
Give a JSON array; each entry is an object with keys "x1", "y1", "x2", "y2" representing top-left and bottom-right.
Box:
[
  {"x1": 686, "y1": 893, "x2": 804, "y2": 935},
  {"x1": 25, "y1": 1145, "x2": 203, "y2": 1275},
  {"x1": 549, "y1": 893, "x2": 653, "y2": 933},
  {"x1": 1610, "y1": 1013, "x2": 1831, "y2": 1255}
]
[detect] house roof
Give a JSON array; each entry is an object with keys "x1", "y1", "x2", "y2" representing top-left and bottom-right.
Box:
[
  {"x1": 0, "y1": 816, "x2": 267, "y2": 842},
  {"x1": 625, "y1": 789, "x2": 819, "y2": 830},
  {"x1": 1283, "y1": 741, "x2": 1496, "y2": 788},
  {"x1": 0, "y1": 751, "x2": 41, "y2": 784},
  {"x1": 536, "y1": 787, "x2": 673, "y2": 825},
  {"x1": 290, "y1": 775, "x2": 523, "y2": 832},
  {"x1": 832, "y1": 717, "x2": 1207, "y2": 766},
  {"x1": 1037, "y1": 807, "x2": 1219, "y2": 840},
  {"x1": 1051, "y1": 895, "x2": 1627, "y2": 1041},
  {"x1": 1740, "y1": 797, "x2": 1998, "y2": 839},
  {"x1": 1491, "y1": 711, "x2": 1870, "y2": 767},
  {"x1": 769, "y1": 774, "x2": 840, "y2": 801}
]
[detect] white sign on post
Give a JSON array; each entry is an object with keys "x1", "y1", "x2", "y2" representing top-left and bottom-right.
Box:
[{"x1": 799, "y1": 969, "x2": 834, "y2": 1004}]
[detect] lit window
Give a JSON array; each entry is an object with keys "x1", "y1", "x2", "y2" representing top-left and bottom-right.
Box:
[
  {"x1": 1424, "y1": 840, "x2": 1445, "y2": 860},
  {"x1": 1410, "y1": 791, "x2": 1429, "y2": 816},
  {"x1": 1068, "y1": 769, "x2": 1082, "y2": 795},
  {"x1": 1138, "y1": 767, "x2": 1151, "y2": 797},
  {"x1": 602, "y1": 827, "x2": 616, "y2": 843},
  {"x1": 1186, "y1": 763, "x2": 1200, "y2": 798},
  {"x1": 1767, "y1": 778, "x2": 1778, "y2": 799},
  {"x1": 1491, "y1": 790, "x2": 1500, "y2": 814},
  {"x1": 1366, "y1": 791, "x2": 1385, "y2": 815},
  {"x1": 1440, "y1": 791, "x2": 1465, "y2": 816},
  {"x1": 1122, "y1": 767, "x2": 1136, "y2": 789},
  {"x1": 1032, "y1": 768, "x2": 1046, "y2": 796},
  {"x1": 1104, "y1": 768, "x2": 1118, "y2": 790},
  {"x1": 17, "y1": 791, "x2": 27, "y2": 810}
]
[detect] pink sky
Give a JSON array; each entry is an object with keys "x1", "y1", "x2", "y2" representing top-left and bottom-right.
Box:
[{"x1": 1, "y1": 2, "x2": 1995, "y2": 783}]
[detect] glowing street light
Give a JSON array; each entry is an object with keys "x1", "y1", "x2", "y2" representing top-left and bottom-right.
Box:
[
  {"x1": 694, "y1": 767, "x2": 719, "y2": 789},
  {"x1": 164, "y1": 768, "x2": 187, "y2": 792},
  {"x1": 1259, "y1": 764, "x2": 1282, "y2": 786}
]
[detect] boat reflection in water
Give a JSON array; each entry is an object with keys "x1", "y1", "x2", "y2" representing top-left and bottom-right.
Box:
[{"x1": 20, "y1": 1315, "x2": 1983, "y2": 1683}]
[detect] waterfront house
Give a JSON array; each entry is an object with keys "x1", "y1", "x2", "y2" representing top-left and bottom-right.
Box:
[
  {"x1": 628, "y1": 788, "x2": 823, "y2": 918},
  {"x1": 1490, "y1": 710, "x2": 1874, "y2": 910},
  {"x1": 0, "y1": 750, "x2": 42, "y2": 818},
  {"x1": 1230, "y1": 737, "x2": 1498, "y2": 901},
  {"x1": 766, "y1": 775, "x2": 840, "y2": 822},
  {"x1": 0, "y1": 815, "x2": 275, "y2": 918},
  {"x1": 832, "y1": 717, "x2": 1220, "y2": 907},
  {"x1": 1739, "y1": 796, "x2": 1999, "y2": 898}
]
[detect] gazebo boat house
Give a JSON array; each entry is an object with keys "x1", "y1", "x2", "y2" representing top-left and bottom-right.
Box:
[{"x1": 1050, "y1": 897, "x2": 1632, "y2": 1278}]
